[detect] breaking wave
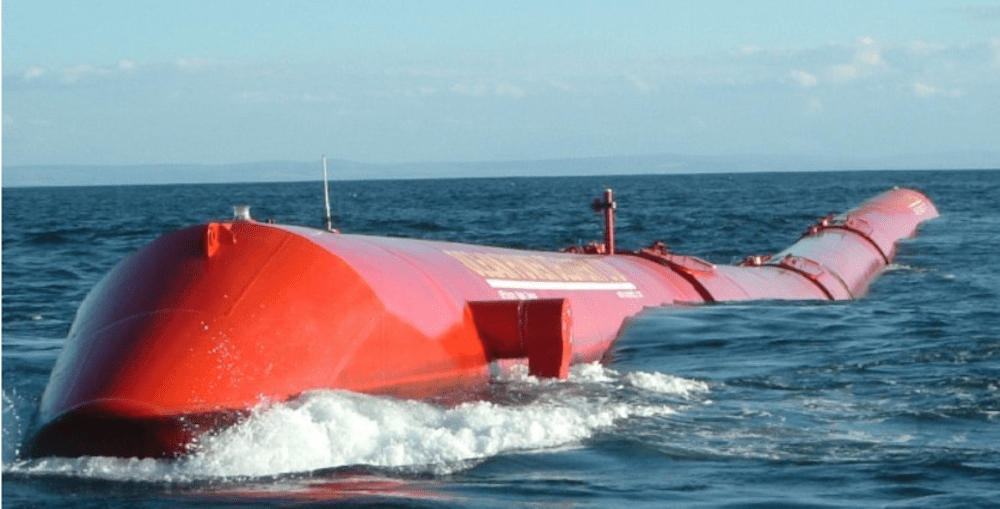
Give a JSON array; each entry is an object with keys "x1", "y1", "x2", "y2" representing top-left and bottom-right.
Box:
[{"x1": 4, "y1": 363, "x2": 708, "y2": 481}]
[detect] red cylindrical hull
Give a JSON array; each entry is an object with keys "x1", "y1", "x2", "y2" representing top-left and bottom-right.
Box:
[{"x1": 25, "y1": 188, "x2": 938, "y2": 458}]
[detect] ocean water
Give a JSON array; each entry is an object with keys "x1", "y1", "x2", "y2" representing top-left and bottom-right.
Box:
[{"x1": 3, "y1": 169, "x2": 999, "y2": 508}]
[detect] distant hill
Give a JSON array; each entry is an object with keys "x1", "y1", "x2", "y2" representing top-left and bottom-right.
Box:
[{"x1": 3, "y1": 152, "x2": 998, "y2": 187}]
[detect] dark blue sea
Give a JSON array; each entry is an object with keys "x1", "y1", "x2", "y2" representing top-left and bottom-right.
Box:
[{"x1": 3, "y1": 169, "x2": 999, "y2": 508}]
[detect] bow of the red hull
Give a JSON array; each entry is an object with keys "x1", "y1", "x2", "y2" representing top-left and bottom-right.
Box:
[{"x1": 27, "y1": 221, "x2": 492, "y2": 458}]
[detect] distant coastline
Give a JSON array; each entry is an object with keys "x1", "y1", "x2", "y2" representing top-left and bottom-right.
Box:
[{"x1": 4, "y1": 152, "x2": 998, "y2": 188}]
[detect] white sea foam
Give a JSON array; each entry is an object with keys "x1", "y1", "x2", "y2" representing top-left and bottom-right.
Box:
[
  {"x1": 622, "y1": 371, "x2": 711, "y2": 397},
  {"x1": 2, "y1": 390, "x2": 27, "y2": 462},
  {"x1": 4, "y1": 363, "x2": 707, "y2": 480}
]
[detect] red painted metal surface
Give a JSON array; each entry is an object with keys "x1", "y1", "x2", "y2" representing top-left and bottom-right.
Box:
[{"x1": 25, "y1": 188, "x2": 938, "y2": 458}]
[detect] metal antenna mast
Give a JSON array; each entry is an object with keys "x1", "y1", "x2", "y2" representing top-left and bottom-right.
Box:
[{"x1": 322, "y1": 155, "x2": 333, "y2": 231}]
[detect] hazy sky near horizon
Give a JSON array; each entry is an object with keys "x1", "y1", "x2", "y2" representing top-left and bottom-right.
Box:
[{"x1": 3, "y1": 0, "x2": 999, "y2": 167}]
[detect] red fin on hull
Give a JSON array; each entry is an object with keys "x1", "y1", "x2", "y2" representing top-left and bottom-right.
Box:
[{"x1": 469, "y1": 299, "x2": 573, "y2": 379}]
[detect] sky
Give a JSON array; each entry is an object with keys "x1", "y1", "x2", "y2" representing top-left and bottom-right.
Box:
[{"x1": 3, "y1": 0, "x2": 1000, "y2": 169}]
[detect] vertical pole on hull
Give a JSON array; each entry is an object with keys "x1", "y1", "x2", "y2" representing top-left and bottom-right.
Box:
[
  {"x1": 603, "y1": 189, "x2": 616, "y2": 255},
  {"x1": 322, "y1": 155, "x2": 334, "y2": 232},
  {"x1": 591, "y1": 188, "x2": 616, "y2": 254}
]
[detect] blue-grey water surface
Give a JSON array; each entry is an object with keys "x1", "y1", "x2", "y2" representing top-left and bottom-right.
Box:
[{"x1": 3, "y1": 169, "x2": 999, "y2": 508}]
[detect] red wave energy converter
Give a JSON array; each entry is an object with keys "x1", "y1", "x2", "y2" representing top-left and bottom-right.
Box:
[{"x1": 24, "y1": 185, "x2": 938, "y2": 459}]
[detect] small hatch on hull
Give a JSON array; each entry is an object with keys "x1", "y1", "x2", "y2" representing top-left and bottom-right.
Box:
[{"x1": 233, "y1": 205, "x2": 252, "y2": 221}]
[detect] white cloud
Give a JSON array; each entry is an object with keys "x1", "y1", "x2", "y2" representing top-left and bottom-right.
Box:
[
  {"x1": 18, "y1": 60, "x2": 143, "y2": 85},
  {"x1": 911, "y1": 82, "x2": 963, "y2": 98},
  {"x1": 855, "y1": 36, "x2": 883, "y2": 66},
  {"x1": 406, "y1": 86, "x2": 438, "y2": 97},
  {"x1": 826, "y1": 36, "x2": 886, "y2": 83},
  {"x1": 789, "y1": 70, "x2": 819, "y2": 87},
  {"x1": 806, "y1": 98, "x2": 823, "y2": 114},
  {"x1": 230, "y1": 88, "x2": 341, "y2": 105},
  {"x1": 175, "y1": 58, "x2": 212, "y2": 70},
  {"x1": 494, "y1": 82, "x2": 526, "y2": 98},
  {"x1": 62, "y1": 64, "x2": 99, "y2": 83},
  {"x1": 7, "y1": 34, "x2": 996, "y2": 167},
  {"x1": 625, "y1": 73, "x2": 654, "y2": 92},
  {"x1": 546, "y1": 79, "x2": 575, "y2": 92},
  {"x1": 829, "y1": 63, "x2": 859, "y2": 83},
  {"x1": 302, "y1": 92, "x2": 340, "y2": 103},
  {"x1": 24, "y1": 67, "x2": 46, "y2": 79},
  {"x1": 906, "y1": 40, "x2": 946, "y2": 56},
  {"x1": 949, "y1": 5, "x2": 1000, "y2": 22},
  {"x1": 451, "y1": 83, "x2": 488, "y2": 97},
  {"x1": 451, "y1": 81, "x2": 526, "y2": 99},
  {"x1": 912, "y1": 82, "x2": 937, "y2": 97},
  {"x1": 232, "y1": 90, "x2": 270, "y2": 103}
]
